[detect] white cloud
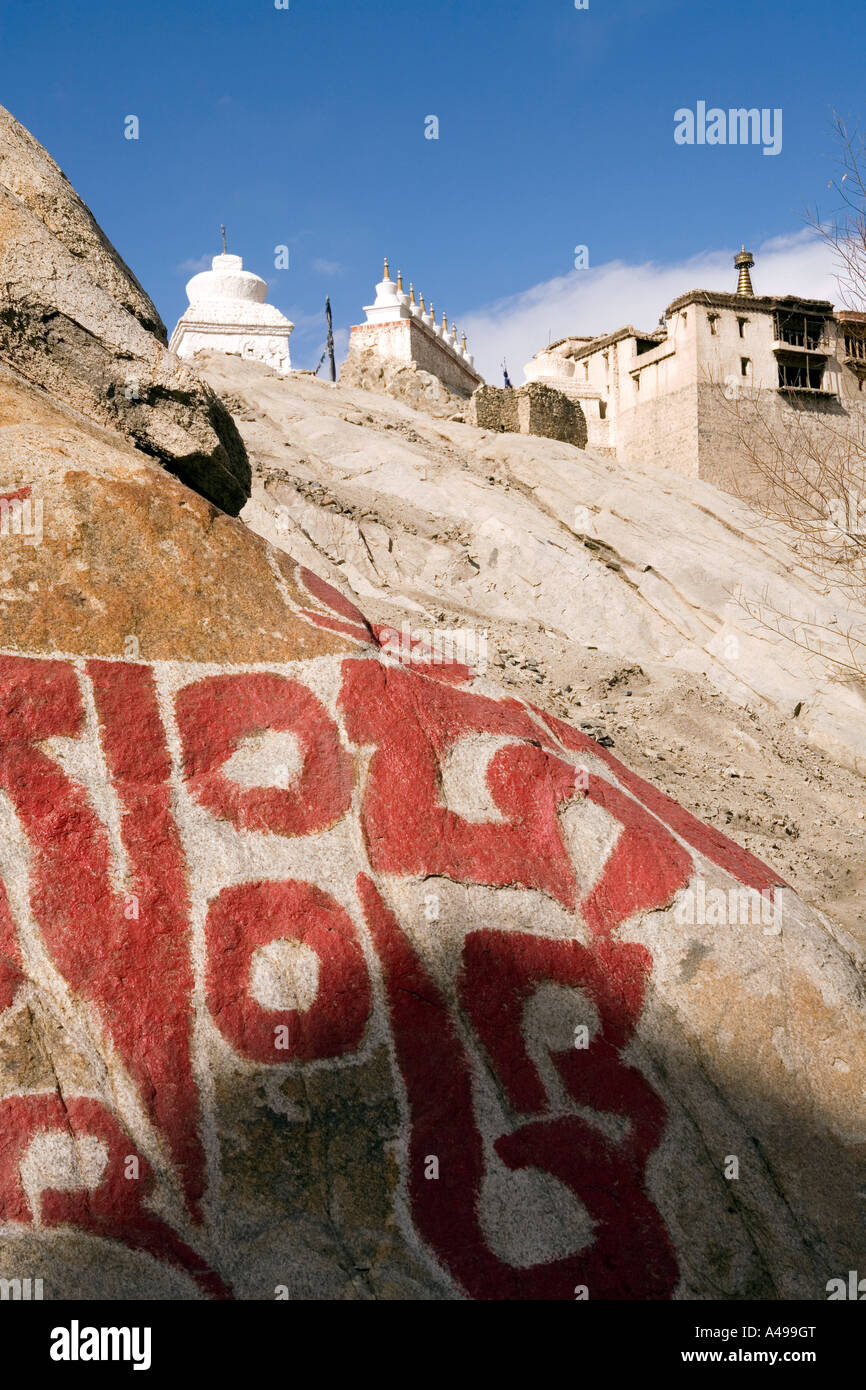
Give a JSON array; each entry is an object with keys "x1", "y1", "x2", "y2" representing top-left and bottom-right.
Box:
[
  {"x1": 177, "y1": 254, "x2": 212, "y2": 275},
  {"x1": 312, "y1": 258, "x2": 344, "y2": 276},
  {"x1": 459, "y1": 231, "x2": 841, "y2": 385}
]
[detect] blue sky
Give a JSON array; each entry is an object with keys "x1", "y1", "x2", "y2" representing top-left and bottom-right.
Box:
[{"x1": 0, "y1": 0, "x2": 862, "y2": 380}]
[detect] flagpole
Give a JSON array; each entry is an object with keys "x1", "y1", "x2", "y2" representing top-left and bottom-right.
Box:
[{"x1": 326, "y1": 297, "x2": 336, "y2": 382}]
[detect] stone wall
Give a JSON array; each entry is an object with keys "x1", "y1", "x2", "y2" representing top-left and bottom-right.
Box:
[
  {"x1": 611, "y1": 375, "x2": 866, "y2": 504},
  {"x1": 613, "y1": 383, "x2": 700, "y2": 476},
  {"x1": 695, "y1": 380, "x2": 866, "y2": 501},
  {"x1": 348, "y1": 319, "x2": 482, "y2": 398},
  {"x1": 520, "y1": 381, "x2": 588, "y2": 446},
  {"x1": 469, "y1": 382, "x2": 587, "y2": 447},
  {"x1": 469, "y1": 384, "x2": 521, "y2": 433}
]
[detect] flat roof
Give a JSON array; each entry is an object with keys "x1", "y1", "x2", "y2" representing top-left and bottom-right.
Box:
[
  {"x1": 665, "y1": 289, "x2": 835, "y2": 315},
  {"x1": 543, "y1": 324, "x2": 665, "y2": 358},
  {"x1": 534, "y1": 289, "x2": 838, "y2": 364}
]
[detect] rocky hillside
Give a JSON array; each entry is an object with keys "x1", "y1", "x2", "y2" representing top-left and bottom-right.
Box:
[
  {"x1": 198, "y1": 351, "x2": 866, "y2": 945},
  {"x1": 0, "y1": 108, "x2": 864, "y2": 1302}
]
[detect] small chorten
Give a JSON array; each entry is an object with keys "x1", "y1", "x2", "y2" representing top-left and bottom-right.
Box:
[
  {"x1": 365, "y1": 257, "x2": 410, "y2": 322},
  {"x1": 396, "y1": 269, "x2": 410, "y2": 314},
  {"x1": 170, "y1": 237, "x2": 293, "y2": 374}
]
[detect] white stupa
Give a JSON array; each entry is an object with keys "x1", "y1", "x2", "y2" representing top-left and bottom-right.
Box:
[{"x1": 169, "y1": 248, "x2": 294, "y2": 375}]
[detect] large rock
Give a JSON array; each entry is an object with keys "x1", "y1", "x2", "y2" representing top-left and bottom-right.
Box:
[
  {"x1": 339, "y1": 344, "x2": 469, "y2": 418},
  {"x1": 0, "y1": 112, "x2": 863, "y2": 1302},
  {"x1": 0, "y1": 105, "x2": 249, "y2": 516}
]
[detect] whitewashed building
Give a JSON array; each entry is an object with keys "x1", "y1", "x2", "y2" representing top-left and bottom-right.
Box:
[{"x1": 524, "y1": 249, "x2": 866, "y2": 493}]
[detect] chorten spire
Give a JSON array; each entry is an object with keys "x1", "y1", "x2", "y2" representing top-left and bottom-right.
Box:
[
  {"x1": 734, "y1": 245, "x2": 755, "y2": 296},
  {"x1": 220, "y1": 224, "x2": 227, "y2": 255}
]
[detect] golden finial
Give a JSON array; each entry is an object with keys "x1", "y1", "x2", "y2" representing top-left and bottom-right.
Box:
[
  {"x1": 442, "y1": 312, "x2": 448, "y2": 332},
  {"x1": 419, "y1": 293, "x2": 426, "y2": 311},
  {"x1": 461, "y1": 331, "x2": 468, "y2": 350},
  {"x1": 397, "y1": 269, "x2": 404, "y2": 292},
  {"x1": 409, "y1": 282, "x2": 416, "y2": 304},
  {"x1": 383, "y1": 256, "x2": 390, "y2": 280},
  {"x1": 734, "y1": 245, "x2": 755, "y2": 296},
  {"x1": 429, "y1": 301, "x2": 435, "y2": 319}
]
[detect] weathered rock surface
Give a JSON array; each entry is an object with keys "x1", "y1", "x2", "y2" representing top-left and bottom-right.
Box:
[
  {"x1": 196, "y1": 352, "x2": 866, "y2": 941},
  {"x1": 339, "y1": 344, "x2": 468, "y2": 418},
  {"x1": 203, "y1": 353, "x2": 866, "y2": 783},
  {"x1": 0, "y1": 112, "x2": 864, "y2": 1302},
  {"x1": 0, "y1": 104, "x2": 250, "y2": 516}
]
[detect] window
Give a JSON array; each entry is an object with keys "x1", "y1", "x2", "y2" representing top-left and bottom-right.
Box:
[
  {"x1": 737, "y1": 317, "x2": 747, "y2": 338},
  {"x1": 741, "y1": 357, "x2": 750, "y2": 376},
  {"x1": 708, "y1": 313, "x2": 719, "y2": 335},
  {"x1": 599, "y1": 400, "x2": 607, "y2": 419},
  {"x1": 682, "y1": 312, "x2": 687, "y2": 327},
  {"x1": 773, "y1": 311, "x2": 826, "y2": 349},
  {"x1": 778, "y1": 359, "x2": 823, "y2": 389},
  {"x1": 584, "y1": 361, "x2": 590, "y2": 379}
]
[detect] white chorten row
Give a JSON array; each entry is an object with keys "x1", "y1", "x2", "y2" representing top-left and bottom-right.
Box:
[
  {"x1": 168, "y1": 249, "x2": 483, "y2": 393},
  {"x1": 345, "y1": 259, "x2": 483, "y2": 395},
  {"x1": 169, "y1": 253, "x2": 294, "y2": 375},
  {"x1": 363, "y1": 259, "x2": 475, "y2": 368}
]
